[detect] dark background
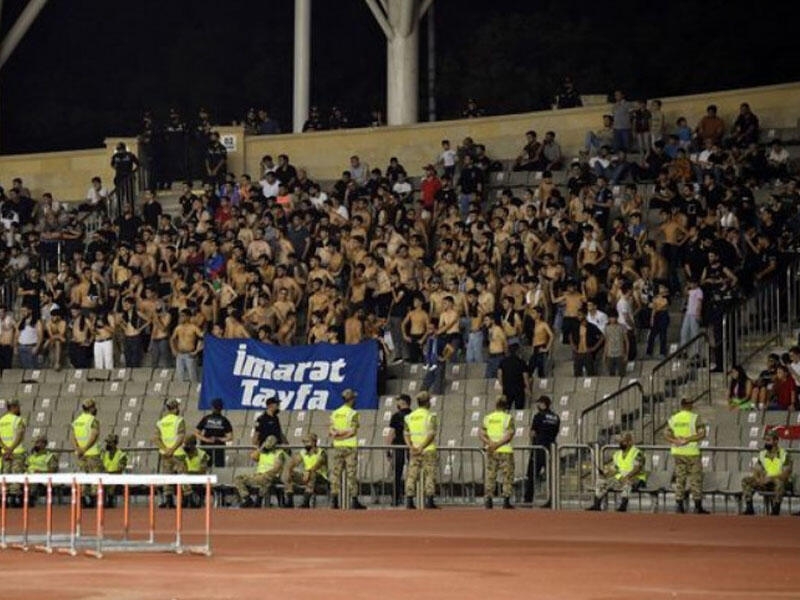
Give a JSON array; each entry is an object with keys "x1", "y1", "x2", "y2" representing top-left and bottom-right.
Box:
[{"x1": 1, "y1": 0, "x2": 798, "y2": 154}]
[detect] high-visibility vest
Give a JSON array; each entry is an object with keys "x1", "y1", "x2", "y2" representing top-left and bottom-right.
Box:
[
  {"x1": 613, "y1": 446, "x2": 647, "y2": 481},
  {"x1": 176, "y1": 447, "x2": 209, "y2": 474},
  {"x1": 157, "y1": 414, "x2": 184, "y2": 455},
  {"x1": 330, "y1": 405, "x2": 358, "y2": 448},
  {"x1": 102, "y1": 449, "x2": 128, "y2": 473},
  {"x1": 668, "y1": 410, "x2": 700, "y2": 456},
  {"x1": 483, "y1": 410, "x2": 513, "y2": 454},
  {"x1": 72, "y1": 413, "x2": 100, "y2": 457},
  {"x1": 301, "y1": 448, "x2": 328, "y2": 480},
  {"x1": 405, "y1": 407, "x2": 437, "y2": 453},
  {"x1": 0, "y1": 413, "x2": 25, "y2": 455},
  {"x1": 759, "y1": 448, "x2": 788, "y2": 478},
  {"x1": 257, "y1": 449, "x2": 285, "y2": 474},
  {"x1": 27, "y1": 450, "x2": 55, "y2": 473}
]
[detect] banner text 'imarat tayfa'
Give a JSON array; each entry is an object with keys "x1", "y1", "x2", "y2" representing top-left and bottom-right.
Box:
[{"x1": 200, "y1": 337, "x2": 379, "y2": 411}]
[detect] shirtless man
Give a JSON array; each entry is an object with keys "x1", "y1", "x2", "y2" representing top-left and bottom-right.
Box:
[
  {"x1": 269, "y1": 288, "x2": 295, "y2": 332},
  {"x1": 170, "y1": 309, "x2": 204, "y2": 383},
  {"x1": 345, "y1": 310, "x2": 365, "y2": 345},
  {"x1": 224, "y1": 309, "x2": 251, "y2": 339},
  {"x1": 150, "y1": 303, "x2": 172, "y2": 368},
  {"x1": 402, "y1": 296, "x2": 429, "y2": 364},
  {"x1": 553, "y1": 280, "x2": 585, "y2": 345},
  {"x1": 306, "y1": 279, "x2": 329, "y2": 327},
  {"x1": 528, "y1": 306, "x2": 554, "y2": 378},
  {"x1": 43, "y1": 310, "x2": 67, "y2": 370},
  {"x1": 390, "y1": 244, "x2": 416, "y2": 285},
  {"x1": 118, "y1": 296, "x2": 149, "y2": 368},
  {"x1": 0, "y1": 305, "x2": 15, "y2": 370},
  {"x1": 437, "y1": 295, "x2": 461, "y2": 352}
]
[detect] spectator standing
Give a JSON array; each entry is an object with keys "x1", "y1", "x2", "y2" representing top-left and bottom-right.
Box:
[
  {"x1": 731, "y1": 103, "x2": 760, "y2": 147},
  {"x1": 631, "y1": 99, "x2": 652, "y2": 155},
  {"x1": 611, "y1": 90, "x2": 634, "y2": 152},
  {"x1": 170, "y1": 309, "x2": 204, "y2": 383},
  {"x1": 603, "y1": 311, "x2": 628, "y2": 376},
  {"x1": 569, "y1": 309, "x2": 604, "y2": 376},
  {"x1": 110, "y1": 142, "x2": 140, "y2": 209},
  {"x1": 680, "y1": 279, "x2": 703, "y2": 354},
  {"x1": 437, "y1": 140, "x2": 457, "y2": 179},
  {"x1": 205, "y1": 131, "x2": 228, "y2": 187},
  {"x1": 554, "y1": 76, "x2": 582, "y2": 109},
  {"x1": 15, "y1": 305, "x2": 42, "y2": 369},
  {"x1": 497, "y1": 343, "x2": 530, "y2": 410},
  {"x1": 461, "y1": 98, "x2": 484, "y2": 118},
  {"x1": 649, "y1": 99, "x2": 665, "y2": 146},
  {"x1": 195, "y1": 398, "x2": 233, "y2": 468},
  {"x1": 141, "y1": 191, "x2": 162, "y2": 230},
  {"x1": 0, "y1": 305, "x2": 14, "y2": 370},
  {"x1": 457, "y1": 154, "x2": 483, "y2": 218}
]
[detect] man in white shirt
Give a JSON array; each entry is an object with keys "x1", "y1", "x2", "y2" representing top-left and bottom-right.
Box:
[
  {"x1": 615, "y1": 283, "x2": 636, "y2": 361},
  {"x1": 767, "y1": 140, "x2": 791, "y2": 181},
  {"x1": 392, "y1": 173, "x2": 413, "y2": 201},
  {"x1": 680, "y1": 279, "x2": 703, "y2": 356},
  {"x1": 308, "y1": 183, "x2": 328, "y2": 210},
  {"x1": 259, "y1": 171, "x2": 280, "y2": 198},
  {"x1": 348, "y1": 155, "x2": 369, "y2": 185},
  {"x1": 80, "y1": 177, "x2": 108, "y2": 214},
  {"x1": 586, "y1": 300, "x2": 608, "y2": 333},
  {"x1": 438, "y1": 139, "x2": 457, "y2": 178}
]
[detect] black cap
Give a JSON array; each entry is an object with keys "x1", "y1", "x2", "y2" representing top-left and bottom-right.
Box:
[{"x1": 265, "y1": 397, "x2": 278, "y2": 406}]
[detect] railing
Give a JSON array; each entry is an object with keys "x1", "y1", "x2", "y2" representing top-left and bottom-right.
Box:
[
  {"x1": 647, "y1": 333, "x2": 711, "y2": 442},
  {"x1": 721, "y1": 272, "x2": 783, "y2": 374},
  {"x1": 578, "y1": 380, "x2": 645, "y2": 445},
  {"x1": 552, "y1": 443, "x2": 595, "y2": 509}
]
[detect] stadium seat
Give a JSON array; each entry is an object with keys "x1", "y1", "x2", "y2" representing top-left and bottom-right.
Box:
[
  {"x1": 22, "y1": 369, "x2": 45, "y2": 383},
  {"x1": 0, "y1": 369, "x2": 24, "y2": 383}
]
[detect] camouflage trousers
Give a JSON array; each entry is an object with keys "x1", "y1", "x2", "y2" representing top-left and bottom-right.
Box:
[
  {"x1": 596, "y1": 476, "x2": 645, "y2": 500},
  {"x1": 330, "y1": 447, "x2": 357, "y2": 496},
  {"x1": 741, "y1": 476, "x2": 786, "y2": 504},
  {"x1": 77, "y1": 454, "x2": 103, "y2": 495},
  {"x1": 1, "y1": 453, "x2": 26, "y2": 495},
  {"x1": 673, "y1": 455, "x2": 702, "y2": 501},
  {"x1": 486, "y1": 452, "x2": 514, "y2": 498},
  {"x1": 235, "y1": 472, "x2": 281, "y2": 500},
  {"x1": 159, "y1": 455, "x2": 182, "y2": 498},
  {"x1": 405, "y1": 451, "x2": 437, "y2": 497},
  {"x1": 283, "y1": 470, "x2": 326, "y2": 495}
]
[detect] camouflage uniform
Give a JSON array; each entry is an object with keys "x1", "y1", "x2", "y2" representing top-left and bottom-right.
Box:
[
  {"x1": 742, "y1": 450, "x2": 793, "y2": 504},
  {"x1": 405, "y1": 451, "x2": 437, "y2": 496},
  {"x1": 595, "y1": 449, "x2": 646, "y2": 500},
  {"x1": 0, "y1": 453, "x2": 26, "y2": 496},
  {"x1": 673, "y1": 456, "x2": 703, "y2": 501},
  {"x1": 330, "y1": 448, "x2": 357, "y2": 496},
  {"x1": 235, "y1": 447, "x2": 286, "y2": 501},
  {"x1": 485, "y1": 453, "x2": 514, "y2": 498},
  {"x1": 235, "y1": 470, "x2": 282, "y2": 499},
  {"x1": 284, "y1": 448, "x2": 328, "y2": 495}
]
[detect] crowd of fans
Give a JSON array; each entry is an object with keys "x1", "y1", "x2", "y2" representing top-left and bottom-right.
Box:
[{"x1": 0, "y1": 94, "x2": 798, "y2": 404}]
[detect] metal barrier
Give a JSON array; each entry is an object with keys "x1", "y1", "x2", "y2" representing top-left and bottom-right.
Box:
[
  {"x1": 552, "y1": 443, "x2": 595, "y2": 510},
  {"x1": 721, "y1": 273, "x2": 783, "y2": 374},
  {"x1": 578, "y1": 381, "x2": 645, "y2": 445},
  {"x1": 647, "y1": 333, "x2": 711, "y2": 442}
]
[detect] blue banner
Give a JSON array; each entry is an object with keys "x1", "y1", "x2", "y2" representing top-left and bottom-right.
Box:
[{"x1": 199, "y1": 336, "x2": 379, "y2": 411}]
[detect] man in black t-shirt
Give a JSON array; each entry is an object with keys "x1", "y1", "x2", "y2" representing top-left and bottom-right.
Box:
[
  {"x1": 524, "y1": 395, "x2": 561, "y2": 504},
  {"x1": 111, "y1": 142, "x2": 140, "y2": 208},
  {"x1": 498, "y1": 344, "x2": 530, "y2": 410},
  {"x1": 252, "y1": 397, "x2": 287, "y2": 447},
  {"x1": 195, "y1": 398, "x2": 234, "y2": 467},
  {"x1": 205, "y1": 132, "x2": 228, "y2": 187},
  {"x1": 384, "y1": 394, "x2": 411, "y2": 506}
]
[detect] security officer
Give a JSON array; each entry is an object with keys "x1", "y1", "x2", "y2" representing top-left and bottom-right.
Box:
[
  {"x1": 586, "y1": 432, "x2": 647, "y2": 512},
  {"x1": 153, "y1": 398, "x2": 186, "y2": 508},
  {"x1": 234, "y1": 435, "x2": 286, "y2": 508},
  {"x1": 666, "y1": 397, "x2": 709, "y2": 514},
  {"x1": 0, "y1": 398, "x2": 26, "y2": 506},
  {"x1": 26, "y1": 434, "x2": 57, "y2": 506},
  {"x1": 329, "y1": 389, "x2": 366, "y2": 509},
  {"x1": 742, "y1": 430, "x2": 793, "y2": 515},
  {"x1": 174, "y1": 434, "x2": 210, "y2": 508},
  {"x1": 71, "y1": 398, "x2": 102, "y2": 507},
  {"x1": 385, "y1": 394, "x2": 411, "y2": 506},
  {"x1": 404, "y1": 391, "x2": 439, "y2": 509},
  {"x1": 101, "y1": 433, "x2": 128, "y2": 508},
  {"x1": 524, "y1": 395, "x2": 560, "y2": 504},
  {"x1": 480, "y1": 395, "x2": 515, "y2": 509},
  {"x1": 283, "y1": 433, "x2": 328, "y2": 508}
]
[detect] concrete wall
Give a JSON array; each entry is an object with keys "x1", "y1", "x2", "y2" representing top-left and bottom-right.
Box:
[{"x1": 2, "y1": 81, "x2": 799, "y2": 198}]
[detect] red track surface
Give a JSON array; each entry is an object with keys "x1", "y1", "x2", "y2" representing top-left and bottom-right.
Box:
[{"x1": 2, "y1": 507, "x2": 800, "y2": 600}]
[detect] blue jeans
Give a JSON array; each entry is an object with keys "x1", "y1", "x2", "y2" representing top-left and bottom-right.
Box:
[
  {"x1": 613, "y1": 129, "x2": 631, "y2": 152},
  {"x1": 459, "y1": 193, "x2": 473, "y2": 218},
  {"x1": 485, "y1": 353, "x2": 503, "y2": 379},
  {"x1": 680, "y1": 314, "x2": 701, "y2": 353},
  {"x1": 176, "y1": 353, "x2": 198, "y2": 383},
  {"x1": 17, "y1": 345, "x2": 38, "y2": 369},
  {"x1": 466, "y1": 331, "x2": 484, "y2": 363}
]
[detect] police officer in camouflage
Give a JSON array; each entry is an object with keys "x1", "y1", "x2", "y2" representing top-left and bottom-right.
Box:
[
  {"x1": 742, "y1": 430, "x2": 793, "y2": 515},
  {"x1": 587, "y1": 432, "x2": 647, "y2": 512},
  {"x1": 666, "y1": 398, "x2": 709, "y2": 514},
  {"x1": 403, "y1": 392, "x2": 439, "y2": 509},
  {"x1": 481, "y1": 395, "x2": 515, "y2": 509}
]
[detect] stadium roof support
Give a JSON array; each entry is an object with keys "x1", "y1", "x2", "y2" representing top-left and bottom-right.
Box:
[
  {"x1": 364, "y1": 0, "x2": 434, "y2": 126},
  {"x1": 293, "y1": 0, "x2": 311, "y2": 133}
]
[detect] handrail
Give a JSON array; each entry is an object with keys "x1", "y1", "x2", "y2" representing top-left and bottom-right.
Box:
[
  {"x1": 578, "y1": 380, "x2": 645, "y2": 444},
  {"x1": 647, "y1": 332, "x2": 711, "y2": 442}
]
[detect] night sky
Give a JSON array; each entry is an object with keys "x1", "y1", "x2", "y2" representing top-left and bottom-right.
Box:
[{"x1": 1, "y1": 0, "x2": 797, "y2": 154}]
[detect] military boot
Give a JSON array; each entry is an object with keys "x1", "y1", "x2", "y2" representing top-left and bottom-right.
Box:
[
  {"x1": 351, "y1": 497, "x2": 367, "y2": 510},
  {"x1": 616, "y1": 498, "x2": 629, "y2": 512},
  {"x1": 405, "y1": 496, "x2": 416, "y2": 510},
  {"x1": 484, "y1": 497, "x2": 493, "y2": 509},
  {"x1": 331, "y1": 495, "x2": 340, "y2": 509},
  {"x1": 425, "y1": 496, "x2": 439, "y2": 509},
  {"x1": 771, "y1": 502, "x2": 782, "y2": 516},
  {"x1": 300, "y1": 493, "x2": 311, "y2": 509},
  {"x1": 502, "y1": 497, "x2": 514, "y2": 510},
  {"x1": 586, "y1": 496, "x2": 603, "y2": 511},
  {"x1": 676, "y1": 499, "x2": 685, "y2": 514},
  {"x1": 694, "y1": 500, "x2": 710, "y2": 514},
  {"x1": 742, "y1": 502, "x2": 755, "y2": 515},
  {"x1": 282, "y1": 494, "x2": 295, "y2": 508}
]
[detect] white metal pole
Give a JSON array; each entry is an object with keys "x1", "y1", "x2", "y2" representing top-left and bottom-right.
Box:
[{"x1": 293, "y1": 0, "x2": 311, "y2": 133}]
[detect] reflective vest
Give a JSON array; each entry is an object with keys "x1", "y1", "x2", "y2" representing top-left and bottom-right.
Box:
[
  {"x1": 483, "y1": 410, "x2": 513, "y2": 454},
  {"x1": 102, "y1": 449, "x2": 128, "y2": 473},
  {"x1": 72, "y1": 413, "x2": 100, "y2": 457},
  {"x1": 759, "y1": 448, "x2": 788, "y2": 478},
  {"x1": 330, "y1": 405, "x2": 358, "y2": 448},
  {"x1": 668, "y1": 410, "x2": 700, "y2": 456},
  {"x1": 405, "y1": 407, "x2": 437, "y2": 453},
  {"x1": 613, "y1": 446, "x2": 647, "y2": 481},
  {"x1": 176, "y1": 448, "x2": 209, "y2": 474},
  {"x1": 0, "y1": 413, "x2": 25, "y2": 455},
  {"x1": 301, "y1": 448, "x2": 328, "y2": 480},
  {"x1": 27, "y1": 450, "x2": 55, "y2": 473},
  {"x1": 257, "y1": 449, "x2": 285, "y2": 474},
  {"x1": 157, "y1": 414, "x2": 184, "y2": 455}
]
